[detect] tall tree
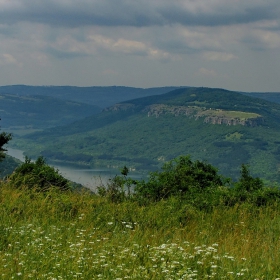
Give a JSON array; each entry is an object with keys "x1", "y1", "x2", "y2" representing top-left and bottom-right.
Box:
[{"x1": 0, "y1": 119, "x2": 12, "y2": 161}]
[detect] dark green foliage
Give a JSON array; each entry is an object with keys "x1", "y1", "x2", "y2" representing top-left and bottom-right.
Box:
[
  {"x1": 97, "y1": 166, "x2": 137, "y2": 202},
  {"x1": 0, "y1": 120, "x2": 12, "y2": 175},
  {"x1": 135, "y1": 156, "x2": 227, "y2": 201},
  {"x1": 235, "y1": 164, "x2": 264, "y2": 193},
  {"x1": 121, "y1": 166, "x2": 129, "y2": 176},
  {"x1": 9, "y1": 156, "x2": 70, "y2": 191},
  {"x1": 96, "y1": 157, "x2": 280, "y2": 208},
  {"x1": 0, "y1": 119, "x2": 13, "y2": 175},
  {"x1": 0, "y1": 131, "x2": 12, "y2": 161},
  {"x1": 221, "y1": 186, "x2": 280, "y2": 207}
]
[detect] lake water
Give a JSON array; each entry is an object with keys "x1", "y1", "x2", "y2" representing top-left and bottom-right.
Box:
[{"x1": 6, "y1": 148, "x2": 144, "y2": 191}]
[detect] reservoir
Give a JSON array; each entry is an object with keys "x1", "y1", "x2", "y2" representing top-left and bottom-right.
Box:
[{"x1": 6, "y1": 148, "x2": 144, "y2": 191}]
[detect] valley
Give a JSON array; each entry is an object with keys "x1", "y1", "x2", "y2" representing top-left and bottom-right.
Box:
[{"x1": 6, "y1": 86, "x2": 280, "y2": 182}]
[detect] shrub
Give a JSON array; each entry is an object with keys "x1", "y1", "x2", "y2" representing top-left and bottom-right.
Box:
[
  {"x1": 235, "y1": 164, "x2": 264, "y2": 193},
  {"x1": 97, "y1": 166, "x2": 137, "y2": 202},
  {"x1": 135, "y1": 155, "x2": 228, "y2": 201},
  {"x1": 9, "y1": 156, "x2": 70, "y2": 191}
]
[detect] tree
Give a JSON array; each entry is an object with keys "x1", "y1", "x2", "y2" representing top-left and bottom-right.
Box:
[
  {"x1": 97, "y1": 166, "x2": 137, "y2": 202},
  {"x1": 0, "y1": 119, "x2": 12, "y2": 161},
  {"x1": 235, "y1": 164, "x2": 264, "y2": 193}
]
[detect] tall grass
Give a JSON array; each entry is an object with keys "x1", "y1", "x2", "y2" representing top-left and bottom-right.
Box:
[{"x1": 1, "y1": 181, "x2": 280, "y2": 279}]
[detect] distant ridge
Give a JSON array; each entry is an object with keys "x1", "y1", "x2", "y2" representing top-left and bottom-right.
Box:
[{"x1": 0, "y1": 85, "x2": 185, "y2": 108}]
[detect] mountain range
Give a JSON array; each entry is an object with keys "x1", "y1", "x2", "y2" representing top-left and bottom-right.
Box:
[
  {"x1": 11, "y1": 87, "x2": 280, "y2": 182},
  {"x1": 0, "y1": 85, "x2": 181, "y2": 107},
  {"x1": 0, "y1": 85, "x2": 182, "y2": 135}
]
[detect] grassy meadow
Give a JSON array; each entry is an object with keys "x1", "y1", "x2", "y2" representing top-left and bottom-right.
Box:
[{"x1": 1, "y1": 181, "x2": 280, "y2": 279}]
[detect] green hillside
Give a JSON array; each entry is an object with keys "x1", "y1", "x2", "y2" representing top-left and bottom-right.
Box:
[
  {"x1": 0, "y1": 94, "x2": 101, "y2": 135},
  {"x1": 0, "y1": 85, "x2": 182, "y2": 108},
  {"x1": 243, "y1": 92, "x2": 280, "y2": 104},
  {"x1": 13, "y1": 87, "x2": 280, "y2": 181}
]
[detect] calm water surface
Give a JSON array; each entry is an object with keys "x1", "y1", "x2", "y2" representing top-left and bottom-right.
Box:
[{"x1": 6, "y1": 148, "x2": 143, "y2": 191}]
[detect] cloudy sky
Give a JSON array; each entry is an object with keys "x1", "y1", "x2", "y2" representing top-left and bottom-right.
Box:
[{"x1": 0, "y1": 0, "x2": 279, "y2": 92}]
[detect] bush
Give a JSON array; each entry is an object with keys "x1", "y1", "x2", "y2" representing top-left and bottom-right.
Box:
[
  {"x1": 235, "y1": 164, "x2": 264, "y2": 193},
  {"x1": 135, "y1": 155, "x2": 228, "y2": 201},
  {"x1": 97, "y1": 166, "x2": 137, "y2": 202},
  {"x1": 96, "y1": 156, "x2": 280, "y2": 208},
  {"x1": 9, "y1": 156, "x2": 70, "y2": 191}
]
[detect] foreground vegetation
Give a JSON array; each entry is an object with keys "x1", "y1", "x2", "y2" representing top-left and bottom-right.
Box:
[
  {"x1": 1, "y1": 154, "x2": 280, "y2": 279},
  {"x1": 1, "y1": 181, "x2": 280, "y2": 279}
]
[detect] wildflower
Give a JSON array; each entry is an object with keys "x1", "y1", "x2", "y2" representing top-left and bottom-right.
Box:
[
  {"x1": 125, "y1": 224, "x2": 133, "y2": 229},
  {"x1": 211, "y1": 265, "x2": 218, "y2": 268}
]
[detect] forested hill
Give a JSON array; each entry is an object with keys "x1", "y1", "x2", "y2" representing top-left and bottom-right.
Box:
[
  {"x1": 242, "y1": 91, "x2": 280, "y2": 104},
  {"x1": 14, "y1": 87, "x2": 280, "y2": 181},
  {"x1": 0, "y1": 85, "x2": 182, "y2": 108},
  {"x1": 0, "y1": 94, "x2": 101, "y2": 135}
]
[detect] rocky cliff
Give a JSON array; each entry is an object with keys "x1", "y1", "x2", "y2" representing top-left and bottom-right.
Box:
[
  {"x1": 145, "y1": 104, "x2": 264, "y2": 127},
  {"x1": 104, "y1": 103, "x2": 264, "y2": 127}
]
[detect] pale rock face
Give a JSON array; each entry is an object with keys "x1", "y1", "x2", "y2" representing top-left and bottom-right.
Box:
[
  {"x1": 203, "y1": 116, "x2": 264, "y2": 127},
  {"x1": 144, "y1": 104, "x2": 264, "y2": 127},
  {"x1": 104, "y1": 103, "x2": 264, "y2": 127}
]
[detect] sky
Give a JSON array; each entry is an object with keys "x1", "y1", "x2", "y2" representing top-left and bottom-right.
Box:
[{"x1": 0, "y1": 0, "x2": 280, "y2": 92}]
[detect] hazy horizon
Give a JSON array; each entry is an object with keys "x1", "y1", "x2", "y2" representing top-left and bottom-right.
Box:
[{"x1": 0, "y1": 1, "x2": 279, "y2": 92}]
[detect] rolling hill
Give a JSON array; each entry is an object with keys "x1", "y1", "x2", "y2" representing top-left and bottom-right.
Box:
[
  {"x1": 242, "y1": 92, "x2": 280, "y2": 104},
  {"x1": 0, "y1": 94, "x2": 101, "y2": 135},
  {"x1": 11, "y1": 87, "x2": 280, "y2": 181},
  {"x1": 0, "y1": 85, "x2": 182, "y2": 108}
]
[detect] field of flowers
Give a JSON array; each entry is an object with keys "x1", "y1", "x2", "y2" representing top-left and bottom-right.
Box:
[{"x1": 1, "y1": 182, "x2": 280, "y2": 279}]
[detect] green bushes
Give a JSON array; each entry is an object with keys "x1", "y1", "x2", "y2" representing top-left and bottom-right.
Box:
[
  {"x1": 5, "y1": 152, "x2": 280, "y2": 208},
  {"x1": 135, "y1": 155, "x2": 228, "y2": 202},
  {"x1": 9, "y1": 156, "x2": 70, "y2": 191},
  {"x1": 235, "y1": 164, "x2": 264, "y2": 192},
  {"x1": 96, "y1": 155, "x2": 280, "y2": 209},
  {"x1": 97, "y1": 166, "x2": 137, "y2": 202}
]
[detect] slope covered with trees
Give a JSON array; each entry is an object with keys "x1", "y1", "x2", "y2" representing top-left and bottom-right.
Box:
[
  {"x1": 0, "y1": 94, "x2": 101, "y2": 135},
  {"x1": 11, "y1": 87, "x2": 280, "y2": 181}
]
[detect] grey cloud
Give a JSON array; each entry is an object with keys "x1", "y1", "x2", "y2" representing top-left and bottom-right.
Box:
[
  {"x1": 159, "y1": 4, "x2": 278, "y2": 27},
  {"x1": 45, "y1": 47, "x2": 90, "y2": 59},
  {"x1": 0, "y1": 24, "x2": 19, "y2": 37},
  {"x1": 0, "y1": 0, "x2": 279, "y2": 28}
]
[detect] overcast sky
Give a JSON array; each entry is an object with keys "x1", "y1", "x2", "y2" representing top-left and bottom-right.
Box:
[{"x1": 0, "y1": 0, "x2": 279, "y2": 92}]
